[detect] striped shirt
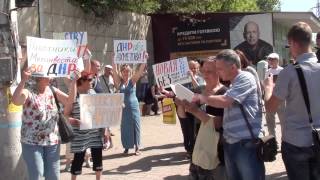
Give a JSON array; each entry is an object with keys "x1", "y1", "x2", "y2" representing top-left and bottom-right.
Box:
[
  {"x1": 223, "y1": 71, "x2": 262, "y2": 144},
  {"x1": 70, "y1": 93, "x2": 103, "y2": 153}
]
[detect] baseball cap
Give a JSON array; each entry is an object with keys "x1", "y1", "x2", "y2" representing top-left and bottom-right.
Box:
[
  {"x1": 105, "y1": 65, "x2": 113, "y2": 69},
  {"x1": 267, "y1": 53, "x2": 279, "y2": 60}
]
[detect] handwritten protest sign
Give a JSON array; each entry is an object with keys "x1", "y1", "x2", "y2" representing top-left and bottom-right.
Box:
[
  {"x1": 27, "y1": 36, "x2": 82, "y2": 77},
  {"x1": 80, "y1": 93, "x2": 124, "y2": 130},
  {"x1": 114, "y1": 40, "x2": 147, "y2": 64},
  {"x1": 53, "y1": 32, "x2": 88, "y2": 58},
  {"x1": 152, "y1": 57, "x2": 191, "y2": 88}
]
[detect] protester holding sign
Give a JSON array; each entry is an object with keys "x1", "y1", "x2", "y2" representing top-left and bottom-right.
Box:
[
  {"x1": 63, "y1": 71, "x2": 107, "y2": 180},
  {"x1": 11, "y1": 64, "x2": 78, "y2": 180},
  {"x1": 112, "y1": 55, "x2": 147, "y2": 155}
]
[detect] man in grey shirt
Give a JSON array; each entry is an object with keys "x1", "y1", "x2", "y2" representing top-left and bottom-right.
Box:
[
  {"x1": 264, "y1": 22, "x2": 320, "y2": 180},
  {"x1": 193, "y1": 49, "x2": 264, "y2": 180}
]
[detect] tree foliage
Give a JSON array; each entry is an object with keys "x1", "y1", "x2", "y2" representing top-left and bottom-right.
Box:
[{"x1": 68, "y1": 0, "x2": 281, "y2": 17}]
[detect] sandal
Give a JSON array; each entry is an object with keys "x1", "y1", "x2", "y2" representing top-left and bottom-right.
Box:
[
  {"x1": 135, "y1": 147, "x2": 141, "y2": 156},
  {"x1": 135, "y1": 150, "x2": 141, "y2": 156},
  {"x1": 123, "y1": 149, "x2": 129, "y2": 155}
]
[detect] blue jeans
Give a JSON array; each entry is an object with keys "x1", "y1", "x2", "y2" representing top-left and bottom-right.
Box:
[
  {"x1": 22, "y1": 143, "x2": 60, "y2": 180},
  {"x1": 282, "y1": 141, "x2": 320, "y2": 180},
  {"x1": 224, "y1": 140, "x2": 265, "y2": 180}
]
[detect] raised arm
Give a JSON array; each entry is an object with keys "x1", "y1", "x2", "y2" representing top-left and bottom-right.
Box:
[
  {"x1": 83, "y1": 48, "x2": 92, "y2": 73},
  {"x1": 12, "y1": 69, "x2": 31, "y2": 106},
  {"x1": 131, "y1": 63, "x2": 147, "y2": 85},
  {"x1": 189, "y1": 71, "x2": 200, "y2": 88},
  {"x1": 53, "y1": 71, "x2": 79, "y2": 110},
  {"x1": 112, "y1": 56, "x2": 121, "y2": 90}
]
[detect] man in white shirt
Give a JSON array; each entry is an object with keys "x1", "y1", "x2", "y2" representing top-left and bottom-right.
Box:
[{"x1": 265, "y1": 53, "x2": 284, "y2": 138}]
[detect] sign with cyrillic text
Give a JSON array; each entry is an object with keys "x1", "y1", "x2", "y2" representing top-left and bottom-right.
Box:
[
  {"x1": 27, "y1": 36, "x2": 81, "y2": 77},
  {"x1": 114, "y1": 40, "x2": 147, "y2": 64},
  {"x1": 53, "y1": 32, "x2": 88, "y2": 58},
  {"x1": 80, "y1": 93, "x2": 124, "y2": 130},
  {"x1": 152, "y1": 57, "x2": 191, "y2": 88}
]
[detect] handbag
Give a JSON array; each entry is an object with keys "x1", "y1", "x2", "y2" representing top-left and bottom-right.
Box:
[
  {"x1": 49, "y1": 86, "x2": 75, "y2": 144},
  {"x1": 239, "y1": 104, "x2": 277, "y2": 162},
  {"x1": 294, "y1": 64, "x2": 320, "y2": 160}
]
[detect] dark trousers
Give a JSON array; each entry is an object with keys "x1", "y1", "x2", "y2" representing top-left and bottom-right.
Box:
[
  {"x1": 189, "y1": 163, "x2": 214, "y2": 180},
  {"x1": 179, "y1": 113, "x2": 195, "y2": 153},
  {"x1": 71, "y1": 148, "x2": 103, "y2": 175},
  {"x1": 282, "y1": 141, "x2": 320, "y2": 180}
]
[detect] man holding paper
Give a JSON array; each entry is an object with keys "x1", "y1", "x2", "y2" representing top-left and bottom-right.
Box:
[{"x1": 192, "y1": 49, "x2": 264, "y2": 180}]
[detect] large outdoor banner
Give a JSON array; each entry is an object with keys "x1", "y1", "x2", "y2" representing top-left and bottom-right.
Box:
[
  {"x1": 80, "y1": 93, "x2": 124, "y2": 130},
  {"x1": 170, "y1": 19, "x2": 229, "y2": 59},
  {"x1": 152, "y1": 57, "x2": 190, "y2": 88},
  {"x1": 113, "y1": 40, "x2": 147, "y2": 64},
  {"x1": 230, "y1": 13, "x2": 273, "y2": 65},
  {"x1": 151, "y1": 13, "x2": 274, "y2": 64},
  {"x1": 27, "y1": 36, "x2": 82, "y2": 77},
  {"x1": 53, "y1": 32, "x2": 88, "y2": 58}
]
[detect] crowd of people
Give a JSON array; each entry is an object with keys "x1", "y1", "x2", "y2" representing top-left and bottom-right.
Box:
[{"x1": 10, "y1": 21, "x2": 320, "y2": 180}]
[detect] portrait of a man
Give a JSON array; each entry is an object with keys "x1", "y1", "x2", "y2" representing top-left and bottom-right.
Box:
[{"x1": 234, "y1": 21, "x2": 273, "y2": 65}]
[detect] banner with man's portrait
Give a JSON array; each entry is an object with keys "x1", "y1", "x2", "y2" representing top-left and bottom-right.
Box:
[{"x1": 229, "y1": 13, "x2": 273, "y2": 65}]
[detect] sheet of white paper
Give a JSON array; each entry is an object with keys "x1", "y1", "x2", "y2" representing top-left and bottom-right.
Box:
[
  {"x1": 173, "y1": 83, "x2": 194, "y2": 102},
  {"x1": 170, "y1": 84, "x2": 177, "y2": 95}
]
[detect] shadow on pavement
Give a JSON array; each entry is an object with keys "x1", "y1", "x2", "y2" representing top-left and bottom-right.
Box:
[
  {"x1": 141, "y1": 143, "x2": 184, "y2": 151},
  {"x1": 266, "y1": 171, "x2": 288, "y2": 180},
  {"x1": 164, "y1": 174, "x2": 189, "y2": 180},
  {"x1": 101, "y1": 152, "x2": 190, "y2": 175}
]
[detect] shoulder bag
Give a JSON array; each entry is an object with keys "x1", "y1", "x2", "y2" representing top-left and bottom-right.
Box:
[
  {"x1": 49, "y1": 86, "x2": 75, "y2": 144},
  {"x1": 239, "y1": 104, "x2": 277, "y2": 162},
  {"x1": 294, "y1": 63, "x2": 320, "y2": 160}
]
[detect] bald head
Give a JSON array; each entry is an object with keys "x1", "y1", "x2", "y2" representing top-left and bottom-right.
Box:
[{"x1": 243, "y1": 21, "x2": 260, "y2": 46}]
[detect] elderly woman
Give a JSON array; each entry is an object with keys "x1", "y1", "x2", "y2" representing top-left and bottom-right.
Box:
[
  {"x1": 63, "y1": 71, "x2": 107, "y2": 180},
  {"x1": 12, "y1": 68, "x2": 77, "y2": 180},
  {"x1": 112, "y1": 61, "x2": 147, "y2": 155},
  {"x1": 176, "y1": 59, "x2": 227, "y2": 180}
]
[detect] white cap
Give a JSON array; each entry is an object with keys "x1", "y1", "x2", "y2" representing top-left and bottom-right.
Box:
[
  {"x1": 267, "y1": 53, "x2": 279, "y2": 60},
  {"x1": 105, "y1": 65, "x2": 112, "y2": 69}
]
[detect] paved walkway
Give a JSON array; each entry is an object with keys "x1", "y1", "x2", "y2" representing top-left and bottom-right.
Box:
[{"x1": 60, "y1": 114, "x2": 288, "y2": 180}]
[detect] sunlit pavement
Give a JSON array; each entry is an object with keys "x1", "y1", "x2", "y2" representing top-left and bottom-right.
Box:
[{"x1": 60, "y1": 113, "x2": 287, "y2": 180}]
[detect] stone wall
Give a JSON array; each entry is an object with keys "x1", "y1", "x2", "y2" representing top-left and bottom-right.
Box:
[{"x1": 18, "y1": 0, "x2": 154, "y2": 66}]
